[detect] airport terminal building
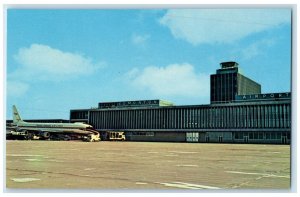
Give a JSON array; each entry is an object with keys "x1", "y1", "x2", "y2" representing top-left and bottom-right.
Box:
[{"x1": 70, "y1": 62, "x2": 291, "y2": 144}]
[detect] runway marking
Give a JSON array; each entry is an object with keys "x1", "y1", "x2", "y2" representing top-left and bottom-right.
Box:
[
  {"x1": 7, "y1": 154, "x2": 43, "y2": 157},
  {"x1": 157, "y1": 181, "x2": 220, "y2": 189},
  {"x1": 24, "y1": 159, "x2": 41, "y2": 162},
  {"x1": 11, "y1": 178, "x2": 41, "y2": 183},
  {"x1": 84, "y1": 168, "x2": 96, "y2": 171},
  {"x1": 157, "y1": 182, "x2": 200, "y2": 189},
  {"x1": 225, "y1": 171, "x2": 290, "y2": 178},
  {"x1": 176, "y1": 164, "x2": 198, "y2": 167},
  {"x1": 48, "y1": 159, "x2": 64, "y2": 163},
  {"x1": 174, "y1": 182, "x2": 221, "y2": 189},
  {"x1": 164, "y1": 154, "x2": 179, "y2": 157},
  {"x1": 168, "y1": 151, "x2": 198, "y2": 154},
  {"x1": 135, "y1": 182, "x2": 148, "y2": 185}
]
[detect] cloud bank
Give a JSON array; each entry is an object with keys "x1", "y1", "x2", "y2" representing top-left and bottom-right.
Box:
[
  {"x1": 11, "y1": 44, "x2": 102, "y2": 81},
  {"x1": 159, "y1": 9, "x2": 290, "y2": 45},
  {"x1": 8, "y1": 44, "x2": 104, "y2": 97},
  {"x1": 127, "y1": 63, "x2": 209, "y2": 98}
]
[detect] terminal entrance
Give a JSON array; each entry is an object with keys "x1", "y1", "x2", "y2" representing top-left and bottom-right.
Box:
[
  {"x1": 186, "y1": 132, "x2": 199, "y2": 142},
  {"x1": 218, "y1": 136, "x2": 223, "y2": 143},
  {"x1": 281, "y1": 136, "x2": 287, "y2": 144},
  {"x1": 205, "y1": 136, "x2": 210, "y2": 142},
  {"x1": 244, "y1": 136, "x2": 249, "y2": 143}
]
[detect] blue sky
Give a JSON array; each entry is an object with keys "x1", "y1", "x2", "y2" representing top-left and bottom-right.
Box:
[{"x1": 6, "y1": 8, "x2": 291, "y2": 119}]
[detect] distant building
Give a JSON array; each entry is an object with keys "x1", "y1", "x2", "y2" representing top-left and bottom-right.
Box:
[{"x1": 70, "y1": 62, "x2": 291, "y2": 144}]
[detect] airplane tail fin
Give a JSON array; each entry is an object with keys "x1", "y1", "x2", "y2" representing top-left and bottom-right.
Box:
[{"x1": 13, "y1": 105, "x2": 24, "y2": 124}]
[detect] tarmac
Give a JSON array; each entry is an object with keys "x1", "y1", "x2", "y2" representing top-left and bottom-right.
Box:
[{"x1": 5, "y1": 141, "x2": 290, "y2": 191}]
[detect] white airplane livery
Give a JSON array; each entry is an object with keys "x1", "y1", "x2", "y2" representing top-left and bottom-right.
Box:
[{"x1": 8, "y1": 105, "x2": 100, "y2": 142}]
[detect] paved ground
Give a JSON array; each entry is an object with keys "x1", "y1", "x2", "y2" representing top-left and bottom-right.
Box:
[{"x1": 6, "y1": 141, "x2": 290, "y2": 191}]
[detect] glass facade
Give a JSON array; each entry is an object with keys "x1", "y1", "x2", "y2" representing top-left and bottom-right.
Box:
[{"x1": 71, "y1": 101, "x2": 291, "y2": 131}]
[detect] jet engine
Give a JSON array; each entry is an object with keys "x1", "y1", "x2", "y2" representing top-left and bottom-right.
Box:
[
  {"x1": 19, "y1": 130, "x2": 28, "y2": 136},
  {"x1": 39, "y1": 131, "x2": 50, "y2": 139}
]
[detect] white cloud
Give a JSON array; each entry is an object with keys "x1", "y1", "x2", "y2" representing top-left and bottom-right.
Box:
[
  {"x1": 159, "y1": 9, "x2": 290, "y2": 45},
  {"x1": 7, "y1": 80, "x2": 29, "y2": 97},
  {"x1": 127, "y1": 63, "x2": 210, "y2": 98},
  {"x1": 11, "y1": 44, "x2": 103, "y2": 81},
  {"x1": 131, "y1": 34, "x2": 150, "y2": 45},
  {"x1": 240, "y1": 39, "x2": 275, "y2": 60}
]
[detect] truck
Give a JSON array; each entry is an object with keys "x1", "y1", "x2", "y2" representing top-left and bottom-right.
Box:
[
  {"x1": 83, "y1": 133, "x2": 101, "y2": 142},
  {"x1": 107, "y1": 131, "x2": 126, "y2": 141}
]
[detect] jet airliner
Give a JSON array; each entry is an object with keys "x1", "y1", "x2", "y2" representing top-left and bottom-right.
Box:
[{"x1": 7, "y1": 105, "x2": 100, "y2": 142}]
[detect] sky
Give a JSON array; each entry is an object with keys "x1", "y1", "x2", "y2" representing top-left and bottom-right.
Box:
[{"x1": 5, "y1": 8, "x2": 292, "y2": 119}]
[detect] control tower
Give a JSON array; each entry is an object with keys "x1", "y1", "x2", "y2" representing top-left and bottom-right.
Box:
[{"x1": 210, "y1": 61, "x2": 261, "y2": 103}]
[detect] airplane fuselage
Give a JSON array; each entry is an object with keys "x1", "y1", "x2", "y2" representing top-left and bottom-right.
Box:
[
  {"x1": 15, "y1": 121, "x2": 92, "y2": 130},
  {"x1": 14, "y1": 121, "x2": 96, "y2": 134}
]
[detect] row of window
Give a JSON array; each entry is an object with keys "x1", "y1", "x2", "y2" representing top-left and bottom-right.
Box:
[
  {"x1": 234, "y1": 132, "x2": 290, "y2": 140},
  {"x1": 130, "y1": 132, "x2": 155, "y2": 136},
  {"x1": 82, "y1": 102, "x2": 291, "y2": 130},
  {"x1": 211, "y1": 73, "x2": 237, "y2": 102},
  {"x1": 70, "y1": 111, "x2": 88, "y2": 119}
]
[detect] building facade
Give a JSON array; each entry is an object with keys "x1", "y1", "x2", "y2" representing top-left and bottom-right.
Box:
[{"x1": 70, "y1": 62, "x2": 291, "y2": 144}]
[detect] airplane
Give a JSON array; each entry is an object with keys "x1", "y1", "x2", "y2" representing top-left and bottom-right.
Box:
[{"x1": 7, "y1": 105, "x2": 100, "y2": 142}]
